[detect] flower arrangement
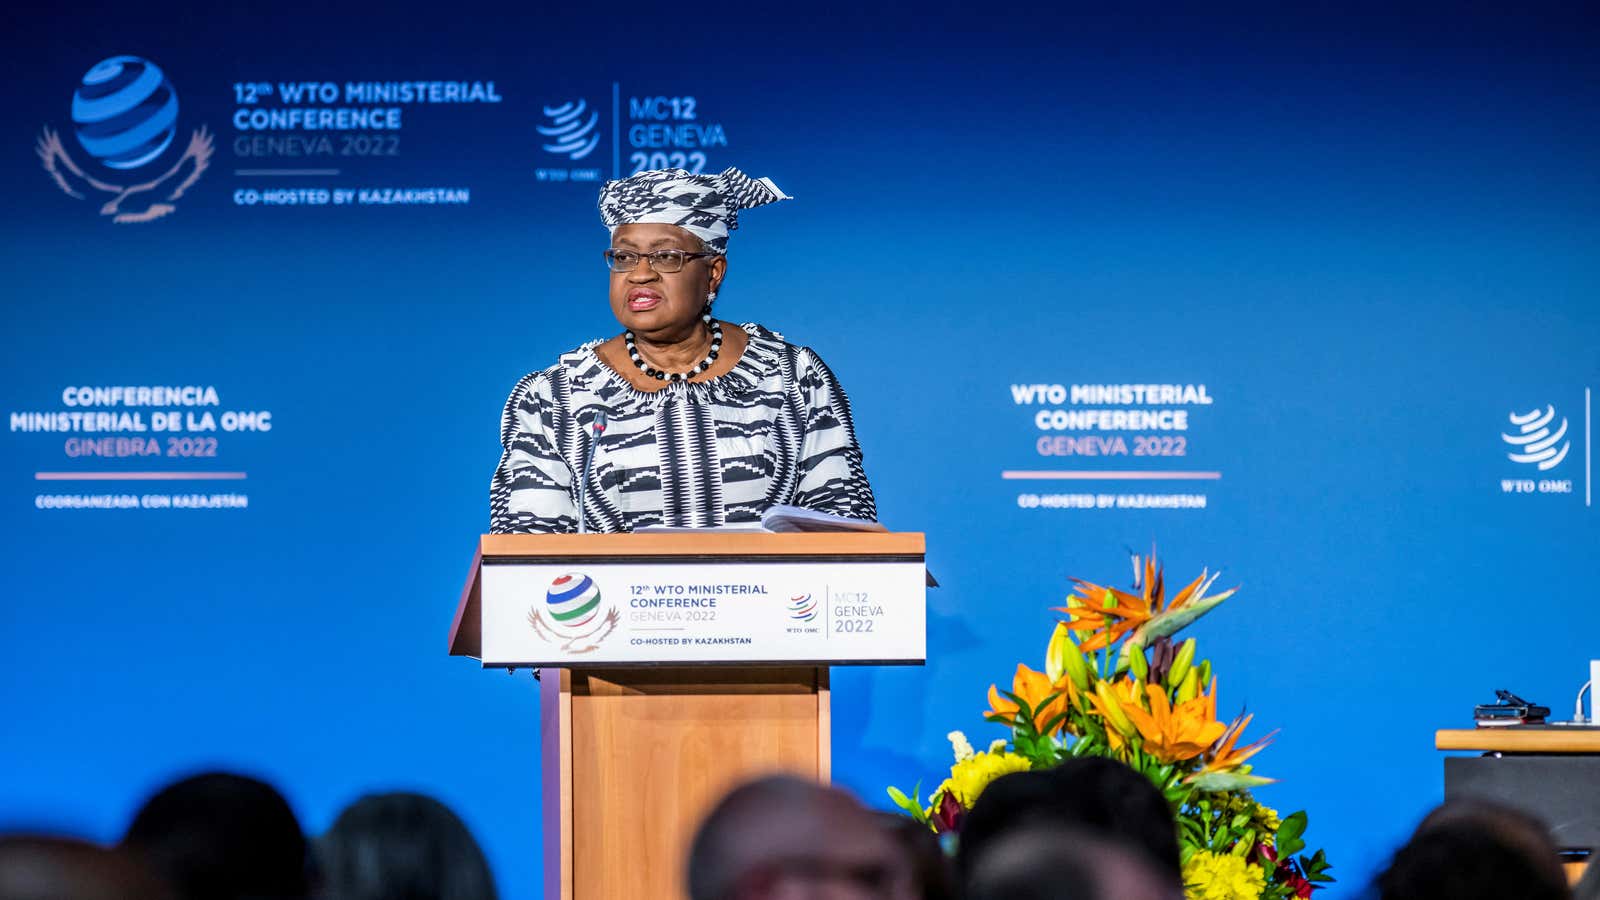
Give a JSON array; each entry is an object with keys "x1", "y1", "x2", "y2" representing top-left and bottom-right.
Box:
[{"x1": 888, "y1": 549, "x2": 1332, "y2": 900}]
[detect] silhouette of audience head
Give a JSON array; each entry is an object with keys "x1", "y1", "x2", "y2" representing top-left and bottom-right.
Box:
[
  {"x1": 687, "y1": 774, "x2": 913, "y2": 900},
  {"x1": 1376, "y1": 799, "x2": 1569, "y2": 900},
  {"x1": 876, "y1": 812, "x2": 956, "y2": 900},
  {"x1": 319, "y1": 791, "x2": 497, "y2": 900},
  {"x1": 0, "y1": 837, "x2": 172, "y2": 900},
  {"x1": 956, "y1": 757, "x2": 1182, "y2": 888},
  {"x1": 964, "y1": 827, "x2": 1182, "y2": 900},
  {"x1": 121, "y1": 771, "x2": 309, "y2": 900}
]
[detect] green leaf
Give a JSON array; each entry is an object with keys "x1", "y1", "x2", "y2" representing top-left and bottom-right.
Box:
[
  {"x1": 1302, "y1": 849, "x2": 1334, "y2": 882},
  {"x1": 1273, "y1": 813, "x2": 1299, "y2": 851},
  {"x1": 886, "y1": 784, "x2": 928, "y2": 823},
  {"x1": 998, "y1": 689, "x2": 1033, "y2": 720},
  {"x1": 1277, "y1": 811, "x2": 1307, "y2": 844},
  {"x1": 1186, "y1": 771, "x2": 1276, "y2": 792},
  {"x1": 1128, "y1": 588, "x2": 1236, "y2": 645}
]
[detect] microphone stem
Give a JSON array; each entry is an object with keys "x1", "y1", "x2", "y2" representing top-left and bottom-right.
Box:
[{"x1": 577, "y1": 417, "x2": 606, "y2": 533}]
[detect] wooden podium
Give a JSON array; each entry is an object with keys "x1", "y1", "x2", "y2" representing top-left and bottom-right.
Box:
[{"x1": 449, "y1": 532, "x2": 927, "y2": 900}]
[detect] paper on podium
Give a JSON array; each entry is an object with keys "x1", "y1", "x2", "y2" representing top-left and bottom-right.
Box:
[
  {"x1": 758, "y1": 507, "x2": 933, "y2": 585},
  {"x1": 632, "y1": 523, "x2": 771, "y2": 534},
  {"x1": 760, "y1": 505, "x2": 888, "y2": 533}
]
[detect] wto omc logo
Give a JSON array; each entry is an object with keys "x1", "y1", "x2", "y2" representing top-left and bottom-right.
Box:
[
  {"x1": 538, "y1": 99, "x2": 601, "y2": 160},
  {"x1": 1502, "y1": 405, "x2": 1570, "y2": 471},
  {"x1": 35, "y1": 55, "x2": 213, "y2": 223},
  {"x1": 1498, "y1": 394, "x2": 1592, "y2": 503},
  {"x1": 788, "y1": 593, "x2": 818, "y2": 622}
]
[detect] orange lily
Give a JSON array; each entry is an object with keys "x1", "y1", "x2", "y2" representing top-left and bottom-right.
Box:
[
  {"x1": 1121, "y1": 683, "x2": 1227, "y2": 763},
  {"x1": 987, "y1": 663, "x2": 1076, "y2": 735}
]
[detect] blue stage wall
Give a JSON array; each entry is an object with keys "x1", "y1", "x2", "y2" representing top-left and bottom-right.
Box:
[{"x1": 3, "y1": 4, "x2": 1597, "y2": 896}]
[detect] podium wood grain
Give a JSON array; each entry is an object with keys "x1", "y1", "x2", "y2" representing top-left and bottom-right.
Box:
[
  {"x1": 556, "y1": 667, "x2": 829, "y2": 900},
  {"x1": 1435, "y1": 729, "x2": 1600, "y2": 753}
]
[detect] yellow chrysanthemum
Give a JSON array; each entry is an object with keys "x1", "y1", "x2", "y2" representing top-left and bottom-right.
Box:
[
  {"x1": 1256, "y1": 805, "x2": 1281, "y2": 832},
  {"x1": 937, "y1": 750, "x2": 1032, "y2": 809},
  {"x1": 1218, "y1": 794, "x2": 1280, "y2": 834},
  {"x1": 1183, "y1": 850, "x2": 1267, "y2": 900}
]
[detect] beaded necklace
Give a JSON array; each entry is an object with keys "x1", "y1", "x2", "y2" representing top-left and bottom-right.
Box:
[{"x1": 624, "y1": 310, "x2": 722, "y2": 382}]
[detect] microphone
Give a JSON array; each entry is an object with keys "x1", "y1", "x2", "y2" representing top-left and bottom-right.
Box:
[{"x1": 575, "y1": 406, "x2": 610, "y2": 534}]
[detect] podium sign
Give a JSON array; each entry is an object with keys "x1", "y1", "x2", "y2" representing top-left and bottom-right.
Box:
[
  {"x1": 448, "y1": 531, "x2": 928, "y2": 900},
  {"x1": 480, "y1": 558, "x2": 924, "y2": 666},
  {"x1": 450, "y1": 531, "x2": 928, "y2": 667}
]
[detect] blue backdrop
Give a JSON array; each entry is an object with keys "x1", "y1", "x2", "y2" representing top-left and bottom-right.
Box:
[{"x1": 3, "y1": 4, "x2": 1597, "y2": 897}]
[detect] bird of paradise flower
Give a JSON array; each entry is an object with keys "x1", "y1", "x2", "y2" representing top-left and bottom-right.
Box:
[{"x1": 1060, "y1": 546, "x2": 1236, "y2": 664}]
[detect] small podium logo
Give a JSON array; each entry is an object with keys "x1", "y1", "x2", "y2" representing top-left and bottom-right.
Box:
[
  {"x1": 529, "y1": 573, "x2": 618, "y2": 654},
  {"x1": 788, "y1": 593, "x2": 818, "y2": 622}
]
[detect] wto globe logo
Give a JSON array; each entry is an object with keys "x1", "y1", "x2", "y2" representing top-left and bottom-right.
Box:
[
  {"x1": 527, "y1": 573, "x2": 619, "y2": 654},
  {"x1": 788, "y1": 594, "x2": 818, "y2": 622},
  {"x1": 1502, "y1": 404, "x2": 1570, "y2": 471},
  {"x1": 538, "y1": 99, "x2": 601, "y2": 161},
  {"x1": 35, "y1": 55, "x2": 213, "y2": 223}
]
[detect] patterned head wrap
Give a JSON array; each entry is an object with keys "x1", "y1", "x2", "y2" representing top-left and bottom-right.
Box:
[{"x1": 598, "y1": 166, "x2": 790, "y2": 255}]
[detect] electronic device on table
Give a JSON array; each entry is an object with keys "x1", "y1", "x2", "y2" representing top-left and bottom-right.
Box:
[{"x1": 1474, "y1": 690, "x2": 1550, "y2": 727}]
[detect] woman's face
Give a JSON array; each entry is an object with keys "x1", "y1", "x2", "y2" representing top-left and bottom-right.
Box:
[{"x1": 608, "y1": 223, "x2": 726, "y2": 339}]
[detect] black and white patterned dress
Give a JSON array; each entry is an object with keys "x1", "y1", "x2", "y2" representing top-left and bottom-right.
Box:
[{"x1": 490, "y1": 324, "x2": 876, "y2": 534}]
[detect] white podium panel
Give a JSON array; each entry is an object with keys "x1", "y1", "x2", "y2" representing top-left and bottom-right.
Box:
[{"x1": 478, "y1": 558, "x2": 926, "y2": 666}]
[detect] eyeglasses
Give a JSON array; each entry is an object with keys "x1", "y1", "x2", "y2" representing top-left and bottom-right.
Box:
[{"x1": 603, "y1": 248, "x2": 718, "y2": 273}]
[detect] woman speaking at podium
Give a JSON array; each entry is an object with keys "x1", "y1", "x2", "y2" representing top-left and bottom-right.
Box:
[{"x1": 489, "y1": 167, "x2": 876, "y2": 534}]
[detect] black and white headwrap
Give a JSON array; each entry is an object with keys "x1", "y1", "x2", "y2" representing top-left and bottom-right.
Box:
[{"x1": 598, "y1": 167, "x2": 790, "y2": 255}]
